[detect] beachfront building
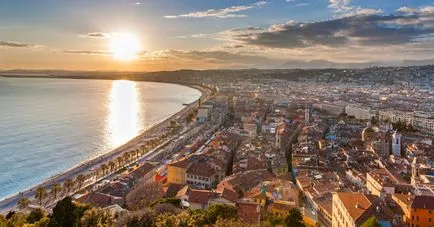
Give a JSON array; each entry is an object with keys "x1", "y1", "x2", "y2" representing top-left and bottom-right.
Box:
[{"x1": 197, "y1": 105, "x2": 213, "y2": 123}]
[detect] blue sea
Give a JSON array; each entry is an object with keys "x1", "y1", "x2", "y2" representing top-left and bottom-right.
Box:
[{"x1": 0, "y1": 78, "x2": 201, "y2": 199}]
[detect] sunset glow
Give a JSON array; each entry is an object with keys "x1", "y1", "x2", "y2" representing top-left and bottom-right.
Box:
[{"x1": 109, "y1": 33, "x2": 141, "y2": 61}]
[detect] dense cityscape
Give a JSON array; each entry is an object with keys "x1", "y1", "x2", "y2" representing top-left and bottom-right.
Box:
[{"x1": 1, "y1": 65, "x2": 433, "y2": 227}]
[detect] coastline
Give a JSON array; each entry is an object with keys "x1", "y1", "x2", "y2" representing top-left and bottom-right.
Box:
[{"x1": 0, "y1": 78, "x2": 209, "y2": 213}]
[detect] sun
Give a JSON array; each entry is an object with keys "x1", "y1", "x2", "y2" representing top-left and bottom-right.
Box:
[{"x1": 109, "y1": 32, "x2": 141, "y2": 61}]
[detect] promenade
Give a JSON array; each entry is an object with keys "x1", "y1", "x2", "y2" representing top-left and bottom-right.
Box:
[{"x1": 0, "y1": 83, "x2": 211, "y2": 214}]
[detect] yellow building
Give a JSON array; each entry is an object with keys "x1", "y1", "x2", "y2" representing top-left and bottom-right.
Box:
[{"x1": 167, "y1": 158, "x2": 189, "y2": 184}]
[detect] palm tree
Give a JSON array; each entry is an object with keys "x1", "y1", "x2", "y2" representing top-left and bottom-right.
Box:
[
  {"x1": 117, "y1": 156, "x2": 123, "y2": 168},
  {"x1": 123, "y1": 152, "x2": 130, "y2": 164},
  {"x1": 35, "y1": 187, "x2": 47, "y2": 206},
  {"x1": 101, "y1": 164, "x2": 108, "y2": 176},
  {"x1": 76, "y1": 174, "x2": 86, "y2": 189},
  {"x1": 64, "y1": 178, "x2": 74, "y2": 193},
  {"x1": 51, "y1": 183, "x2": 61, "y2": 199},
  {"x1": 17, "y1": 197, "x2": 30, "y2": 210},
  {"x1": 109, "y1": 161, "x2": 116, "y2": 172}
]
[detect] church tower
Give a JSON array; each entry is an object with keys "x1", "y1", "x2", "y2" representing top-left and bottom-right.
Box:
[{"x1": 411, "y1": 157, "x2": 420, "y2": 185}]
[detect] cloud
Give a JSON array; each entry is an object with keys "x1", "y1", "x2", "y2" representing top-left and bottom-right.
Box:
[
  {"x1": 62, "y1": 50, "x2": 111, "y2": 55},
  {"x1": 164, "y1": 1, "x2": 267, "y2": 19},
  {"x1": 397, "y1": 6, "x2": 434, "y2": 16},
  {"x1": 328, "y1": 0, "x2": 382, "y2": 17},
  {"x1": 232, "y1": 13, "x2": 434, "y2": 49},
  {"x1": 295, "y1": 3, "x2": 308, "y2": 7},
  {"x1": 79, "y1": 32, "x2": 110, "y2": 38},
  {"x1": 0, "y1": 40, "x2": 36, "y2": 48}
]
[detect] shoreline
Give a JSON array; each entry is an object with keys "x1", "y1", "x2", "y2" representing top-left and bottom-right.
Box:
[{"x1": 0, "y1": 77, "x2": 210, "y2": 213}]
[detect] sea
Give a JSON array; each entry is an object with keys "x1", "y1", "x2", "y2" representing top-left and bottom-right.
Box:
[{"x1": 0, "y1": 77, "x2": 201, "y2": 199}]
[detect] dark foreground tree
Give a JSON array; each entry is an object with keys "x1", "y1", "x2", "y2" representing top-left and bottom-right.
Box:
[
  {"x1": 284, "y1": 208, "x2": 305, "y2": 227},
  {"x1": 48, "y1": 196, "x2": 90, "y2": 227},
  {"x1": 26, "y1": 208, "x2": 45, "y2": 224},
  {"x1": 80, "y1": 208, "x2": 113, "y2": 227}
]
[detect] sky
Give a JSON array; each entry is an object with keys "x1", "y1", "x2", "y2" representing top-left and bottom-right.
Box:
[{"x1": 1, "y1": 0, "x2": 434, "y2": 71}]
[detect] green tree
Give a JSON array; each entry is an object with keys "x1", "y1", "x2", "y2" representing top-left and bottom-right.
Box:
[
  {"x1": 361, "y1": 216, "x2": 381, "y2": 227},
  {"x1": 80, "y1": 208, "x2": 113, "y2": 227},
  {"x1": 116, "y1": 156, "x2": 123, "y2": 168},
  {"x1": 51, "y1": 184, "x2": 61, "y2": 199},
  {"x1": 283, "y1": 209, "x2": 305, "y2": 227},
  {"x1": 64, "y1": 179, "x2": 74, "y2": 193},
  {"x1": 206, "y1": 204, "x2": 239, "y2": 224},
  {"x1": 76, "y1": 174, "x2": 86, "y2": 190},
  {"x1": 214, "y1": 217, "x2": 249, "y2": 227},
  {"x1": 35, "y1": 187, "x2": 47, "y2": 206},
  {"x1": 7, "y1": 212, "x2": 27, "y2": 227},
  {"x1": 109, "y1": 161, "x2": 116, "y2": 172},
  {"x1": 48, "y1": 197, "x2": 80, "y2": 227},
  {"x1": 100, "y1": 164, "x2": 108, "y2": 176},
  {"x1": 35, "y1": 217, "x2": 50, "y2": 227},
  {"x1": 26, "y1": 209, "x2": 45, "y2": 224},
  {"x1": 0, "y1": 215, "x2": 7, "y2": 226},
  {"x1": 370, "y1": 116, "x2": 379, "y2": 126},
  {"x1": 116, "y1": 209, "x2": 156, "y2": 227},
  {"x1": 151, "y1": 198, "x2": 182, "y2": 208},
  {"x1": 17, "y1": 197, "x2": 30, "y2": 210}
]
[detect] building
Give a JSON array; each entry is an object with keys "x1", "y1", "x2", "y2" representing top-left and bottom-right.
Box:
[
  {"x1": 314, "y1": 103, "x2": 345, "y2": 116},
  {"x1": 236, "y1": 200, "x2": 261, "y2": 226},
  {"x1": 243, "y1": 120, "x2": 258, "y2": 137},
  {"x1": 197, "y1": 105, "x2": 213, "y2": 123},
  {"x1": 366, "y1": 168, "x2": 399, "y2": 196},
  {"x1": 379, "y1": 110, "x2": 413, "y2": 126},
  {"x1": 186, "y1": 162, "x2": 218, "y2": 189},
  {"x1": 413, "y1": 112, "x2": 434, "y2": 135},
  {"x1": 345, "y1": 104, "x2": 376, "y2": 120},
  {"x1": 305, "y1": 108, "x2": 310, "y2": 124},
  {"x1": 332, "y1": 192, "x2": 392, "y2": 227},
  {"x1": 393, "y1": 194, "x2": 434, "y2": 227},
  {"x1": 167, "y1": 155, "x2": 221, "y2": 189}
]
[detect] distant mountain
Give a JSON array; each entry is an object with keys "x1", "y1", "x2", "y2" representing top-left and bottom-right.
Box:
[
  {"x1": 280, "y1": 59, "x2": 392, "y2": 69},
  {"x1": 402, "y1": 59, "x2": 434, "y2": 66}
]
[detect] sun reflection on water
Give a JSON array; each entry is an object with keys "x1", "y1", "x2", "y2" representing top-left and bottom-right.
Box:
[{"x1": 108, "y1": 80, "x2": 141, "y2": 147}]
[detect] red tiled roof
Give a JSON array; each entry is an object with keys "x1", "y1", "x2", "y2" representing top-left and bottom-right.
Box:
[
  {"x1": 411, "y1": 196, "x2": 434, "y2": 210},
  {"x1": 168, "y1": 158, "x2": 189, "y2": 168},
  {"x1": 188, "y1": 189, "x2": 219, "y2": 205},
  {"x1": 186, "y1": 162, "x2": 216, "y2": 177},
  {"x1": 236, "y1": 201, "x2": 260, "y2": 225},
  {"x1": 76, "y1": 192, "x2": 123, "y2": 208},
  {"x1": 220, "y1": 188, "x2": 239, "y2": 203}
]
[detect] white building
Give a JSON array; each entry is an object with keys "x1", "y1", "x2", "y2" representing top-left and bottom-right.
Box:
[
  {"x1": 345, "y1": 104, "x2": 376, "y2": 120},
  {"x1": 413, "y1": 112, "x2": 434, "y2": 135},
  {"x1": 379, "y1": 110, "x2": 413, "y2": 125},
  {"x1": 379, "y1": 110, "x2": 434, "y2": 135}
]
